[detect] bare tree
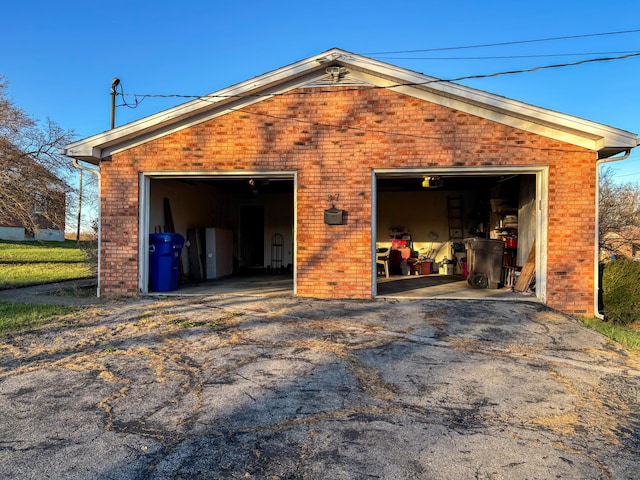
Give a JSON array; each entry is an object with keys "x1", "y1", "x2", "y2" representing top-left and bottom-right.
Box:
[
  {"x1": 64, "y1": 160, "x2": 98, "y2": 240},
  {"x1": 0, "y1": 76, "x2": 76, "y2": 236},
  {"x1": 599, "y1": 166, "x2": 640, "y2": 259}
]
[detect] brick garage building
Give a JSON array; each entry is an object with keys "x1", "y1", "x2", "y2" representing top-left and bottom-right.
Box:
[{"x1": 64, "y1": 49, "x2": 638, "y2": 315}]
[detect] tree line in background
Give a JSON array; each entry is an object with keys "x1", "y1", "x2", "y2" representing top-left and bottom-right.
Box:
[{"x1": 599, "y1": 167, "x2": 640, "y2": 261}]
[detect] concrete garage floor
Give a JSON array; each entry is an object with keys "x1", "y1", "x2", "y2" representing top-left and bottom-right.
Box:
[
  {"x1": 170, "y1": 273, "x2": 295, "y2": 297},
  {"x1": 376, "y1": 274, "x2": 536, "y2": 300},
  {"x1": 0, "y1": 291, "x2": 638, "y2": 479},
  {"x1": 164, "y1": 273, "x2": 535, "y2": 302}
]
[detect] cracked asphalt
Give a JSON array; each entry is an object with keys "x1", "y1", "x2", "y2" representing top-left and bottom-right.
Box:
[{"x1": 0, "y1": 294, "x2": 639, "y2": 479}]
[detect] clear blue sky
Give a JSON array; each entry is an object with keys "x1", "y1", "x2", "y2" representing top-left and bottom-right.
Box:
[{"x1": 2, "y1": 0, "x2": 639, "y2": 183}]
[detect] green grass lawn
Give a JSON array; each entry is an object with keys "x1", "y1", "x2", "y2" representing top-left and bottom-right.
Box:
[
  {"x1": 0, "y1": 301, "x2": 76, "y2": 335},
  {"x1": 580, "y1": 317, "x2": 640, "y2": 351},
  {"x1": 0, "y1": 240, "x2": 94, "y2": 287}
]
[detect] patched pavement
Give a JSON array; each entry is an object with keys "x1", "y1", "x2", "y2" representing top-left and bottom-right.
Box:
[{"x1": 0, "y1": 295, "x2": 639, "y2": 479}]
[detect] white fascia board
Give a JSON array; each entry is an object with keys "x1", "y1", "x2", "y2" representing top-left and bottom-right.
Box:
[
  {"x1": 65, "y1": 50, "x2": 338, "y2": 161},
  {"x1": 65, "y1": 48, "x2": 638, "y2": 162},
  {"x1": 66, "y1": 71, "x2": 310, "y2": 160},
  {"x1": 98, "y1": 69, "x2": 335, "y2": 158},
  {"x1": 338, "y1": 52, "x2": 638, "y2": 150},
  {"x1": 349, "y1": 69, "x2": 599, "y2": 150}
]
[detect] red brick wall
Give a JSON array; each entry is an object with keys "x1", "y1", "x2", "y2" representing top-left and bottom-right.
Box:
[
  {"x1": 101, "y1": 87, "x2": 596, "y2": 314},
  {"x1": 546, "y1": 156, "x2": 597, "y2": 314}
]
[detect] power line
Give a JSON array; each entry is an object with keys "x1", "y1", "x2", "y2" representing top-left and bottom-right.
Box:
[
  {"x1": 363, "y1": 28, "x2": 640, "y2": 55},
  {"x1": 615, "y1": 171, "x2": 640, "y2": 178},
  {"x1": 441, "y1": 52, "x2": 640, "y2": 82},
  {"x1": 107, "y1": 39, "x2": 640, "y2": 155},
  {"x1": 113, "y1": 77, "x2": 602, "y2": 153},
  {"x1": 116, "y1": 51, "x2": 640, "y2": 103},
  {"x1": 114, "y1": 50, "x2": 640, "y2": 151},
  {"x1": 373, "y1": 50, "x2": 640, "y2": 60},
  {"x1": 114, "y1": 80, "x2": 145, "y2": 109}
]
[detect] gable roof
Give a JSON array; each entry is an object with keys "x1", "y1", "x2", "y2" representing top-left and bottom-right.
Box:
[{"x1": 64, "y1": 48, "x2": 639, "y2": 164}]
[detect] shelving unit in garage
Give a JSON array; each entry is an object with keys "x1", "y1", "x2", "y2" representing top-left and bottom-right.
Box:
[{"x1": 494, "y1": 210, "x2": 518, "y2": 287}]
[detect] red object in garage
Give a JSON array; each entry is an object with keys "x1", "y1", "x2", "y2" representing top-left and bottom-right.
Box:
[{"x1": 460, "y1": 258, "x2": 469, "y2": 278}]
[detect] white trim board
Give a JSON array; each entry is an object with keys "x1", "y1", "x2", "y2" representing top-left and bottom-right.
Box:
[
  {"x1": 64, "y1": 48, "x2": 637, "y2": 163},
  {"x1": 372, "y1": 166, "x2": 548, "y2": 304},
  {"x1": 137, "y1": 171, "x2": 297, "y2": 294}
]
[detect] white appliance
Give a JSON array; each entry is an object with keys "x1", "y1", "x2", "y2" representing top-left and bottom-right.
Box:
[{"x1": 205, "y1": 228, "x2": 233, "y2": 279}]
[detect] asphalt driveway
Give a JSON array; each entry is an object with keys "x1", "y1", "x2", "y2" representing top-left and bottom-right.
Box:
[{"x1": 0, "y1": 294, "x2": 639, "y2": 479}]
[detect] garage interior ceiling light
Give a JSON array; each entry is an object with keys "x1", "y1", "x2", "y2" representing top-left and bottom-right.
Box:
[{"x1": 422, "y1": 176, "x2": 443, "y2": 188}]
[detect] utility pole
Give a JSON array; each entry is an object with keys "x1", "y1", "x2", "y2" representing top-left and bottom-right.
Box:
[
  {"x1": 76, "y1": 168, "x2": 83, "y2": 246},
  {"x1": 110, "y1": 78, "x2": 120, "y2": 129}
]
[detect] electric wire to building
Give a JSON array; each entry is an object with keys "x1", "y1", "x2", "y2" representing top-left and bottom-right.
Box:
[
  {"x1": 114, "y1": 51, "x2": 640, "y2": 105},
  {"x1": 371, "y1": 50, "x2": 640, "y2": 60},
  {"x1": 108, "y1": 28, "x2": 640, "y2": 152},
  {"x1": 360, "y1": 28, "x2": 640, "y2": 55},
  {"x1": 109, "y1": 50, "x2": 640, "y2": 153},
  {"x1": 104, "y1": 26, "x2": 640, "y2": 133}
]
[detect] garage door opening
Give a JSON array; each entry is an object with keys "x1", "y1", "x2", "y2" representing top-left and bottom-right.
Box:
[
  {"x1": 140, "y1": 173, "x2": 295, "y2": 296},
  {"x1": 373, "y1": 169, "x2": 546, "y2": 302}
]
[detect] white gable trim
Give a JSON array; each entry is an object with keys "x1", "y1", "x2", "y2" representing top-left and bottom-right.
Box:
[
  {"x1": 64, "y1": 48, "x2": 638, "y2": 163},
  {"x1": 348, "y1": 70, "x2": 603, "y2": 151},
  {"x1": 339, "y1": 52, "x2": 636, "y2": 146},
  {"x1": 65, "y1": 54, "x2": 331, "y2": 161},
  {"x1": 99, "y1": 71, "x2": 329, "y2": 159}
]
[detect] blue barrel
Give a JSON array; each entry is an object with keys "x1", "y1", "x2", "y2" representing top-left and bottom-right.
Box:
[{"x1": 149, "y1": 233, "x2": 185, "y2": 292}]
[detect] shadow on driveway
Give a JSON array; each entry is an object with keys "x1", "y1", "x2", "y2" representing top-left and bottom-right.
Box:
[{"x1": 0, "y1": 295, "x2": 638, "y2": 479}]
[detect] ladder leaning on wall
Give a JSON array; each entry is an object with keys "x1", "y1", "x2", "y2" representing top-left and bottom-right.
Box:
[
  {"x1": 447, "y1": 196, "x2": 465, "y2": 264},
  {"x1": 447, "y1": 195, "x2": 464, "y2": 244},
  {"x1": 271, "y1": 233, "x2": 283, "y2": 273}
]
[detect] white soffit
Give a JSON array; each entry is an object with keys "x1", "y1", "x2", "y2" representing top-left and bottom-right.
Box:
[{"x1": 65, "y1": 48, "x2": 638, "y2": 162}]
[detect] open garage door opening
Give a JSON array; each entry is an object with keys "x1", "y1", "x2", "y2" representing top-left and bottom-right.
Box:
[
  {"x1": 374, "y1": 169, "x2": 545, "y2": 301},
  {"x1": 140, "y1": 174, "x2": 295, "y2": 296}
]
